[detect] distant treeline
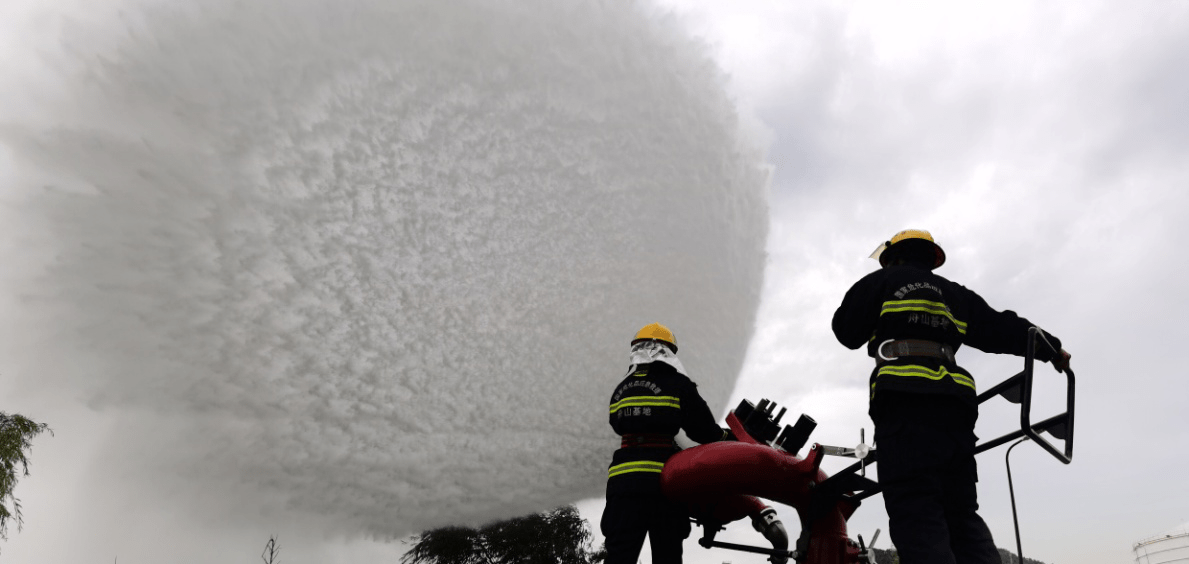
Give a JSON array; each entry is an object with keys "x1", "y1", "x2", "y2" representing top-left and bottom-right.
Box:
[{"x1": 870, "y1": 547, "x2": 1049, "y2": 564}]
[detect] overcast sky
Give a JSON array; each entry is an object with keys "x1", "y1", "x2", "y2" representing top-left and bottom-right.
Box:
[
  {"x1": 638, "y1": 2, "x2": 1189, "y2": 564},
  {"x1": 2, "y1": 1, "x2": 1187, "y2": 564}
]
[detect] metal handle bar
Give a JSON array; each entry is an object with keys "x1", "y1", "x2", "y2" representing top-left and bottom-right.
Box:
[{"x1": 974, "y1": 327, "x2": 1075, "y2": 464}]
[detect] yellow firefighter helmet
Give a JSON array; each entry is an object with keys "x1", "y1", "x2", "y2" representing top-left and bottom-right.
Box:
[
  {"x1": 869, "y1": 229, "x2": 946, "y2": 269},
  {"x1": 632, "y1": 322, "x2": 678, "y2": 353}
]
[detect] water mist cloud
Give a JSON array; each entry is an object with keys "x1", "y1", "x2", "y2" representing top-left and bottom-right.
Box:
[{"x1": 0, "y1": 0, "x2": 768, "y2": 540}]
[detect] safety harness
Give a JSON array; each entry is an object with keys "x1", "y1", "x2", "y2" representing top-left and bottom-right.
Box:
[
  {"x1": 620, "y1": 433, "x2": 678, "y2": 449},
  {"x1": 875, "y1": 338, "x2": 956, "y2": 365},
  {"x1": 608, "y1": 434, "x2": 679, "y2": 479},
  {"x1": 872, "y1": 338, "x2": 976, "y2": 394}
]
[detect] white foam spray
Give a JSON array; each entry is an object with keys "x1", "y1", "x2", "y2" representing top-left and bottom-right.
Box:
[{"x1": 0, "y1": 0, "x2": 768, "y2": 552}]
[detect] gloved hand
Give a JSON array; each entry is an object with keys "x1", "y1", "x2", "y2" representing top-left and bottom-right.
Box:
[{"x1": 1052, "y1": 348, "x2": 1072, "y2": 372}]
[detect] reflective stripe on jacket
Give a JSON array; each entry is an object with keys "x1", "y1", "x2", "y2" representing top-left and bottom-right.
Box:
[
  {"x1": 879, "y1": 299, "x2": 968, "y2": 335},
  {"x1": 608, "y1": 460, "x2": 665, "y2": 479},
  {"x1": 609, "y1": 395, "x2": 681, "y2": 414},
  {"x1": 875, "y1": 363, "x2": 976, "y2": 394}
]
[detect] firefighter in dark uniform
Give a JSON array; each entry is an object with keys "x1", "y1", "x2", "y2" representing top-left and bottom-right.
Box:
[
  {"x1": 602, "y1": 322, "x2": 728, "y2": 564},
  {"x1": 832, "y1": 230, "x2": 1071, "y2": 564}
]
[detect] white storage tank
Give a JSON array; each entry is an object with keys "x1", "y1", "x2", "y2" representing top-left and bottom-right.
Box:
[{"x1": 1135, "y1": 525, "x2": 1189, "y2": 564}]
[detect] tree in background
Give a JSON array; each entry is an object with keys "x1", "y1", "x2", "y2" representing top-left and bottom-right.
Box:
[
  {"x1": 0, "y1": 412, "x2": 51, "y2": 548},
  {"x1": 997, "y1": 547, "x2": 1050, "y2": 564},
  {"x1": 402, "y1": 505, "x2": 605, "y2": 564},
  {"x1": 871, "y1": 547, "x2": 1049, "y2": 564},
  {"x1": 403, "y1": 526, "x2": 487, "y2": 564},
  {"x1": 871, "y1": 547, "x2": 899, "y2": 564},
  {"x1": 262, "y1": 535, "x2": 280, "y2": 564}
]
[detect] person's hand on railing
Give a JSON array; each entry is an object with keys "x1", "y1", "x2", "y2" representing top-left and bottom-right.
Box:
[{"x1": 1053, "y1": 349, "x2": 1071, "y2": 373}]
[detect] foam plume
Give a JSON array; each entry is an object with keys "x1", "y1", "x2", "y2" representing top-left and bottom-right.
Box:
[{"x1": 0, "y1": 0, "x2": 767, "y2": 538}]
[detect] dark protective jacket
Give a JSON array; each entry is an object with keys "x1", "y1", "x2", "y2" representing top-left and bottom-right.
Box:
[
  {"x1": 606, "y1": 361, "x2": 725, "y2": 495},
  {"x1": 832, "y1": 264, "x2": 1062, "y2": 408}
]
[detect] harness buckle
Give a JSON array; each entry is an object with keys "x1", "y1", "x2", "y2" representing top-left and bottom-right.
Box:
[{"x1": 877, "y1": 339, "x2": 896, "y2": 362}]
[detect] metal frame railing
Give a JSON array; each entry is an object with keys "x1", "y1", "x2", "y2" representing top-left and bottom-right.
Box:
[
  {"x1": 974, "y1": 327, "x2": 1076, "y2": 464},
  {"x1": 799, "y1": 327, "x2": 1076, "y2": 563}
]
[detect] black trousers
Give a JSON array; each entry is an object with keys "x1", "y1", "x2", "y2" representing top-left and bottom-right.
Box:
[
  {"x1": 872, "y1": 393, "x2": 1000, "y2": 564},
  {"x1": 601, "y1": 491, "x2": 691, "y2": 564}
]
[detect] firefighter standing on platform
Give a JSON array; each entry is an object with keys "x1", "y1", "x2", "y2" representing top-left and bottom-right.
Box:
[
  {"x1": 832, "y1": 229, "x2": 1071, "y2": 564},
  {"x1": 602, "y1": 323, "x2": 728, "y2": 564}
]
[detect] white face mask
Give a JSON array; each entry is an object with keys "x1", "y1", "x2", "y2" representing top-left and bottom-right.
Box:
[{"x1": 627, "y1": 340, "x2": 686, "y2": 375}]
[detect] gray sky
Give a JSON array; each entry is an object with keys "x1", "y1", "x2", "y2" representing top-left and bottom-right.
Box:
[
  {"x1": 2, "y1": 1, "x2": 1188, "y2": 564},
  {"x1": 637, "y1": 2, "x2": 1189, "y2": 563}
]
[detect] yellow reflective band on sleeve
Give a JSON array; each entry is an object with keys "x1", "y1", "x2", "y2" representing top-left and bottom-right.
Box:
[
  {"x1": 608, "y1": 460, "x2": 665, "y2": 478},
  {"x1": 609, "y1": 396, "x2": 681, "y2": 414},
  {"x1": 876, "y1": 364, "x2": 976, "y2": 392},
  {"x1": 880, "y1": 299, "x2": 968, "y2": 334}
]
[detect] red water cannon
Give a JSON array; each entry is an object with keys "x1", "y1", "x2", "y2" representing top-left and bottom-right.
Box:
[{"x1": 661, "y1": 398, "x2": 878, "y2": 564}]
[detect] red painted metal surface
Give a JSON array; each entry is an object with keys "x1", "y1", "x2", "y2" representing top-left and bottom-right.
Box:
[{"x1": 661, "y1": 412, "x2": 861, "y2": 564}]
